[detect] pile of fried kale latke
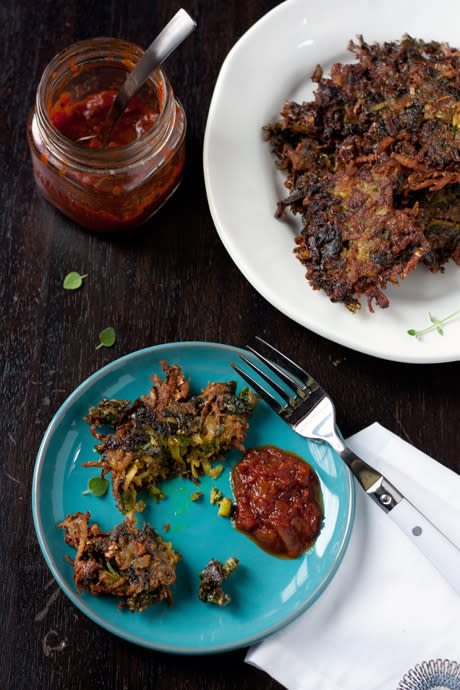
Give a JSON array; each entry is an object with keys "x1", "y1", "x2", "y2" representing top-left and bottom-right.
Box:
[{"x1": 266, "y1": 36, "x2": 460, "y2": 311}]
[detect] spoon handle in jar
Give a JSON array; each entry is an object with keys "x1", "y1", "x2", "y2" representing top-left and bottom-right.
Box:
[{"x1": 100, "y1": 8, "x2": 196, "y2": 145}]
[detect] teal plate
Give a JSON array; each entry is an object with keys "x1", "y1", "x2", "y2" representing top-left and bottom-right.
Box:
[{"x1": 32, "y1": 342, "x2": 355, "y2": 654}]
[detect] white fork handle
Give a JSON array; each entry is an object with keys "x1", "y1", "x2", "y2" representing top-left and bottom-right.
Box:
[{"x1": 389, "y1": 498, "x2": 460, "y2": 595}]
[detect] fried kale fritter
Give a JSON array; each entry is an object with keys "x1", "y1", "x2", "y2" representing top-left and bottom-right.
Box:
[
  {"x1": 266, "y1": 35, "x2": 460, "y2": 311},
  {"x1": 59, "y1": 511, "x2": 180, "y2": 612},
  {"x1": 83, "y1": 362, "x2": 259, "y2": 514},
  {"x1": 198, "y1": 557, "x2": 239, "y2": 607}
]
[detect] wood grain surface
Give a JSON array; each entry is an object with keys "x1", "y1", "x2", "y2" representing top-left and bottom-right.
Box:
[{"x1": 1, "y1": 1, "x2": 459, "y2": 689}]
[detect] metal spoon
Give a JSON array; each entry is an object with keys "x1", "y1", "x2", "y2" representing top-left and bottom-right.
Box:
[{"x1": 80, "y1": 8, "x2": 196, "y2": 147}]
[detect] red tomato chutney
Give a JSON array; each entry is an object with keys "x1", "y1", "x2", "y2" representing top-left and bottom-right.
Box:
[
  {"x1": 50, "y1": 90, "x2": 159, "y2": 148},
  {"x1": 27, "y1": 38, "x2": 186, "y2": 232},
  {"x1": 231, "y1": 446, "x2": 323, "y2": 559}
]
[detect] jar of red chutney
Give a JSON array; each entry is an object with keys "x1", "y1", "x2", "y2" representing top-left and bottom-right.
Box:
[{"x1": 27, "y1": 38, "x2": 186, "y2": 232}]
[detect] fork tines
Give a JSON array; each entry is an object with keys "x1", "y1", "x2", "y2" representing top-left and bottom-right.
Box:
[{"x1": 231, "y1": 337, "x2": 319, "y2": 415}]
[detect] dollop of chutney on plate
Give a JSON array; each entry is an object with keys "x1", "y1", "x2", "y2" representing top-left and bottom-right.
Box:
[{"x1": 232, "y1": 446, "x2": 323, "y2": 559}]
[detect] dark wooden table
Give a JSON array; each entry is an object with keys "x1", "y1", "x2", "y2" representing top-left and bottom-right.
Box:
[{"x1": 1, "y1": 1, "x2": 459, "y2": 689}]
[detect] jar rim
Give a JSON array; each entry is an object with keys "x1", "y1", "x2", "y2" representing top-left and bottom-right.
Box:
[{"x1": 35, "y1": 37, "x2": 174, "y2": 170}]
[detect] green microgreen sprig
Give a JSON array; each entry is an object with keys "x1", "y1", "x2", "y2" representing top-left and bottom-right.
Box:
[{"x1": 407, "y1": 309, "x2": 460, "y2": 338}]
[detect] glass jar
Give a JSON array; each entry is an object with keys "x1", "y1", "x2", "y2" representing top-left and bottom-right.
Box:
[{"x1": 27, "y1": 38, "x2": 186, "y2": 232}]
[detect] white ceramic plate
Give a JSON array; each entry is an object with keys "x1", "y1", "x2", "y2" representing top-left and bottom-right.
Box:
[{"x1": 203, "y1": 0, "x2": 460, "y2": 364}]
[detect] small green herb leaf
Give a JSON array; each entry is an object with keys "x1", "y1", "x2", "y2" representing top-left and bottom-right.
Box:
[
  {"x1": 96, "y1": 327, "x2": 116, "y2": 349},
  {"x1": 82, "y1": 476, "x2": 109, "y2": 496},
  {"x1": 63, "y1": 272, "x2": 88, "y2": 290},
  {"x1": 407, "y1": 309, "x2": 460, "y2": 339}
]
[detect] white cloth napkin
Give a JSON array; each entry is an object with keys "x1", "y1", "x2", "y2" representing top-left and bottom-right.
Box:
[{"x1": 246, "y1": 423, "x2": 460, "y2": 690}]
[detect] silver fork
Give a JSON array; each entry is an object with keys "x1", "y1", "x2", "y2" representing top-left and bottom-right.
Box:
[{"x1": 233, "y1": 337, "x2": 460, "y2": 595}]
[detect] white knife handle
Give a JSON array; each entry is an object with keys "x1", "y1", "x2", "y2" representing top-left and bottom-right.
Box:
[
  {"x1": 389, "y1": 498, "x2": 460, "y2": 595},
  {"x1": 338, "y1": 445, "x2": 460, "y2": 594}
]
